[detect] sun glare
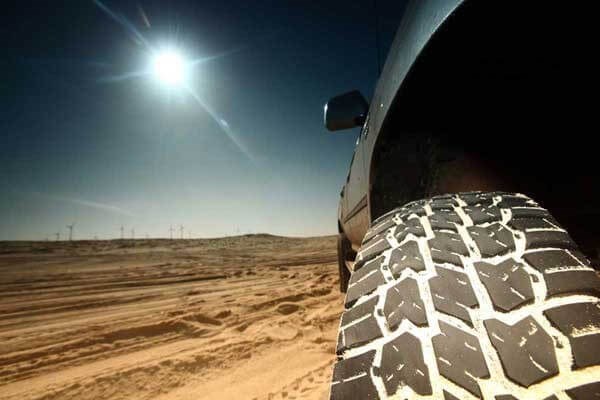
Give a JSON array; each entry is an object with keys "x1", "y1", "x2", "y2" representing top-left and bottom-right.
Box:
[{"x1": 152, "y1": 49, "x2": 186, "y2": 86}]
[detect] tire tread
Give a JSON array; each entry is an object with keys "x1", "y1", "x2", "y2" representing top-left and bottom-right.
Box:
[{"x1": 330, "y1": 192, "x2": 600, "y2": 399}]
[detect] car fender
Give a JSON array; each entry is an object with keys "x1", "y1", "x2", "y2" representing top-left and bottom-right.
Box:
[{"x1": 362, "y1": 0, "x2": 464, "y2": 221}]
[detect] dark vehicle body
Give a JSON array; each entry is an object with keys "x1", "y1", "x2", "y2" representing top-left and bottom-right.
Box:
[
  {"x1": 328, "y1": 0, "x2": 598, "y2": 273},
  {"x1": 326, "y1": 2, "x2": 600, "y2": 397}
]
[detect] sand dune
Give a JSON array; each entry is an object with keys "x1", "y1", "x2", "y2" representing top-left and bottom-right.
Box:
[{"x1": 0, "y1": 235, "x2": 342, "y2": 400}]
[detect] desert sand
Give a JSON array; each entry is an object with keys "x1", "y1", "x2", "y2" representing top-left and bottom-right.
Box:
[{"x1": 0, "y1": 235, "x2": 342, "y2": 400}]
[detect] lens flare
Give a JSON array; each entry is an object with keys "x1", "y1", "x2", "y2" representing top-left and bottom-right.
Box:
[
  {"x1": 152, "y1": 50, "x2": 186, "y2": 86},
  {"x1": 94, "y1": 0, "x2": 254, "y2": 161}
]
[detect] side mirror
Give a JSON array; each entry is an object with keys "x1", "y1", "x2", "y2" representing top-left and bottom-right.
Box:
[{"x1": 324, "y1": 90, "x2": 369, "y2": 131}]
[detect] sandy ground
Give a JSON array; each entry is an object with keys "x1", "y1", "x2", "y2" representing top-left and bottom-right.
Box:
[{"x1": 0, "y1": 235, "x2": 343, "y2": 400}]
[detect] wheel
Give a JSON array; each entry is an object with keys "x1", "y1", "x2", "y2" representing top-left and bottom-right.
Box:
[
  {"x1": 337, "y1": 233, "x2": 353, "y2": 293},
  {"x1": 330, "y1": 192, "x2": 600, "y2": 399}
]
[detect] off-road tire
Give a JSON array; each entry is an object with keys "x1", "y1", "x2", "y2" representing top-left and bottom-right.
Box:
[
  {"x1": 338, "y1": 233, "x2": 353, "y2": 293},
  {"x1": 331, "y1": 192, "x2": 600, "y2": 399}
]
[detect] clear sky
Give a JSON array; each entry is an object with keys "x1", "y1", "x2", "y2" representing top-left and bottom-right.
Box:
[{"x1": 1, "y1": 0, "x2": 406, "y2": 240}]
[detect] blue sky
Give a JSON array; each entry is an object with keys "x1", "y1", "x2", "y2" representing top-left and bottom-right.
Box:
[{"x1": 0, "y1": 0, "x2": 406, "y2": 240}]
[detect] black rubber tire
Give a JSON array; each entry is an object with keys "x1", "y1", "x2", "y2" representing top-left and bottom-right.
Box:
[
  {"x1": 338, "y1": 233, "x2": 353, "y2": 293},
  {"x1": 330, "y1": 192, "x2": 600, "y2": 399}
]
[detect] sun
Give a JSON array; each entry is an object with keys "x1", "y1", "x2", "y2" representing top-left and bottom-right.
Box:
[{"x1": 152, "y1": 49, "x2": 186, "y2": 87}]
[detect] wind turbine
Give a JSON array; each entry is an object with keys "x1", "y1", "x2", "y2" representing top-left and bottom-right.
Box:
[
  {"x1": 120, "y1": 226, "x2": 124, "y2": 240},
  {"x1": 169, "y1": 225, "x2": 174, "y2": 240},
  {"x1": 179, "y1": 225, "x2": 184, "y2": 239},
  {"x1": 55, "y1": 232, "x2": 60, "y2": 241},
  {"x1": 66, "y1": 223, "x2": 74, "y2": 241},
  {"x1": 131, "y1": 228, "x2": 135, "y2": 239}
]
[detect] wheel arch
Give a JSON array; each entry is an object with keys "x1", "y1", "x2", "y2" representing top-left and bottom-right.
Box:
[
  {"x1": 366, "y1": 0, "x2": 591, "y2": 221},
  {"x1": 364, "y1": 0, "x2": 468, "y2": 221}
]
